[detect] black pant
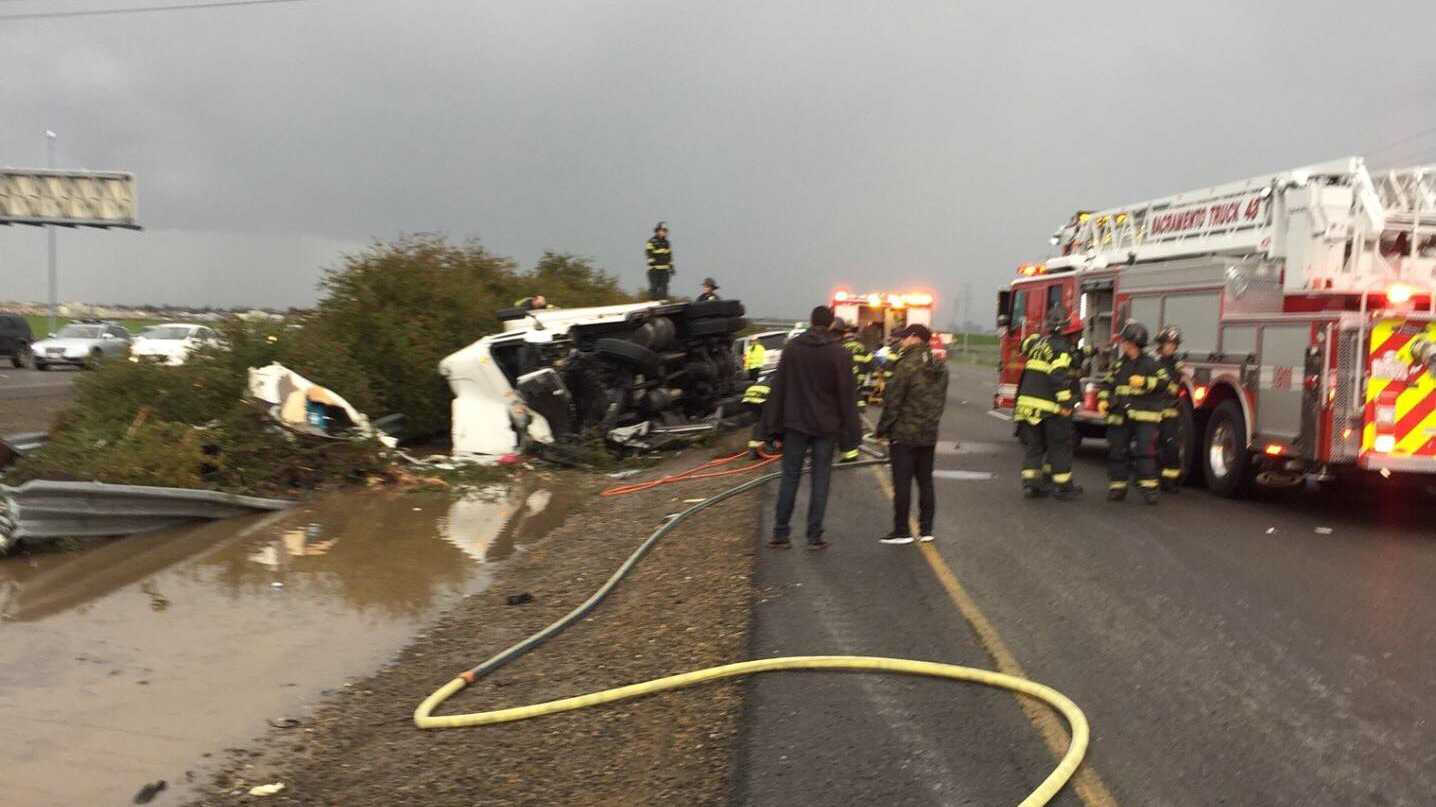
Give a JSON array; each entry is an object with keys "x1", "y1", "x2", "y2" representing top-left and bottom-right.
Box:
[
  {"x1": 1158, "y1": 412, "x2": 1181, "y2": 482},
  {"x1": 1107, "y1": 417, "x2": 1158, "y2": 491},
  {"x1": 647, "y1": 268, "x2": 672, "y2": 300},
  {"x1": 1018, "y1": 416, "x2": 1074, "y2": 489},
  {"x1": 889, "y1": 442, "x2": 935, "y2": 536},
  {"x1": 773, "y1": 431, "x2": 835, "y2": 542}
]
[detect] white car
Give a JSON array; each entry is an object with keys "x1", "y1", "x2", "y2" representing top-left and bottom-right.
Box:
[
  {"x1": 440, "y1": 298, "x2": 748, "y2": 457},
  {"x1": 130, "y1": 323, "x2": 221, "y2": 366},
  {"x1": 31, "y1": 322, "x2": 132, "y2": 370}
]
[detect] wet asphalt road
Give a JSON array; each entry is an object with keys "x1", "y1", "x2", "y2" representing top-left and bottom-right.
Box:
[
  {"x1": 0, "y1": 365, "x2": 78, "y2": 400},
  {"x1": 0, "y1": 366, "x2": 76, "y2": 434},
  {"x1": 738, "y1": 362, "x2": 1436, "y2": 806}
]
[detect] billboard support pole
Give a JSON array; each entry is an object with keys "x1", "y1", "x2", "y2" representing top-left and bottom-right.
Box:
[{"x1": 45, "y1": 130, "x2": 57, "y2": 335}]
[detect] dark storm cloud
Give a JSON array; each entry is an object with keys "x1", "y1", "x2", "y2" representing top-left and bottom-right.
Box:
[{"x1": 2, "y1": 0, "x2": 1434, "y2": 315}]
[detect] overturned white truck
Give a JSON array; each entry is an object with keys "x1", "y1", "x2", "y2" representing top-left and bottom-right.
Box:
[{"x1": 440, "y1": 299, "x2": 749, "y2": 458}]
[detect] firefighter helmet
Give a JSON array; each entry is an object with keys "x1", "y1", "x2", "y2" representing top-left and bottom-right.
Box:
[
  {"x1": 1119, "y1": 321, "x2": 1149, "y2": 348},
  {"x1": 1156, "y1": 325, "x2": 1182, "y2": 345}
]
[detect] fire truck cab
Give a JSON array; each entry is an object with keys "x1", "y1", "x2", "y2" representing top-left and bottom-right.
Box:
[{"x1": 996, "y1": 157, "x2": 1436, "y2": 496}]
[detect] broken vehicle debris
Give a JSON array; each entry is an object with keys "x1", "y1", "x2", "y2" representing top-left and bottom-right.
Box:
[
  {"x1": 440, "y1": 299, "x2": 748, "y2": 458},
  {"x1": 248, "y1": 362, "x2": 399, "y2": 448},
  {"x1": 0, "y1": 480, "x2": 294, "y2": 554}
]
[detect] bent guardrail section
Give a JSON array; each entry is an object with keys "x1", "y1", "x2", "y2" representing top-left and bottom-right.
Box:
[{"x1": 0, "y1": 480, "x2": 294, "y2": 553}]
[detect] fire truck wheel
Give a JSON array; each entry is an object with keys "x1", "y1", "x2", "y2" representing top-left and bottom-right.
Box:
[{"x1": 1203, "y1": 399, "x2": 1252, "y2": 498}]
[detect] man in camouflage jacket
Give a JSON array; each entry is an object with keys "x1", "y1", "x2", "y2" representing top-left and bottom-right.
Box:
[{"x1": 874, "y1": 323, "x2": 950, "y2": 544}]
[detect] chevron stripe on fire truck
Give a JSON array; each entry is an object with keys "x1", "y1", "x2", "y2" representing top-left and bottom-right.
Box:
[{"x1": 1363, "y1": 319, "x2": 1436, "y2": 457}]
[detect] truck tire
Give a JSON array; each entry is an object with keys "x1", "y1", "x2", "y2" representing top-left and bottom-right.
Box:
[
  {"x1": 1202, "y1": 399, "x2": 1251, "y2": 498},
  {"x1": 687, "y1": 316, "x2": 746, "y2": 337},
  {"x1": 594, "y1": 337, "x2": 660, "y2": 377},
  {"x1": 684, "y1": 299, "x2": 744, "y2": 319}
]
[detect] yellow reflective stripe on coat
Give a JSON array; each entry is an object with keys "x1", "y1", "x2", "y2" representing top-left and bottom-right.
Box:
[
  {"x1": 1024, "y1": 359, "x2": 1053, "y2": 373},
  {"x1": 1055, "y1": 390, "x2": 1073, "y2": 402},
  {"x1": 1128, "y1": 410, "x2": 1163, "y2": 423},
  {"x1": 1161, "y1": 408, "x2": 1179, "y2": 418},
  {"x1": 1161, "y1": 469, "x2": 1181, "y2": 479},
  {"x1": 1016, "y1": 395, "x2": 1060, "y2": 413}
]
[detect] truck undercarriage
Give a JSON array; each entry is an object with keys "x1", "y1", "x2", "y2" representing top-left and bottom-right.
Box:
[{"x1": 441, "y1": 299, "x2": 749, "y2": 458}]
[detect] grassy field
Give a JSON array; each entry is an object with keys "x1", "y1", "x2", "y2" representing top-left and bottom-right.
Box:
[{"x1": 20, "y1": 316, "x2": 165, "y2": 338}]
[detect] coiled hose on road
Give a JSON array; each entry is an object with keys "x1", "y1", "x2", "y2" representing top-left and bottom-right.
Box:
[{"x1": 415, "y1": 458, "x2": 1090, "y2": 807}]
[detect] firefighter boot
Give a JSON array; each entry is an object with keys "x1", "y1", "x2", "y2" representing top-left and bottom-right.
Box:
[
  {"x1": 1141, "y1": 487, "x2": 1160, "y2": 505},
  {"x1": 1106, "y1": 483, "x2": 1127, "y2": 502},
  {"x1": 1023, "y1": 483, "x2": 1050, "y2": 499},
  {"x1": 1053, "y1": 482, "x2": 1084, "y2": 501},
  {"x1": 1160, "y1": 470, "x2": 1181, "y2": 493}
]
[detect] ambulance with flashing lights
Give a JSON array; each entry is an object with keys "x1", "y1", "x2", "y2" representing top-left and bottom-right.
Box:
[
  {"x1": 831, "y1": 290, "x2": 935, "y2": 348},
  {"x1": 994, "y1": 157, "x2": 1436, "y2": 496}
]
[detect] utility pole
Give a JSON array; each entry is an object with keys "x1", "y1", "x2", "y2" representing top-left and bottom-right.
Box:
[{"x1": 46, "y1": 130, "x2": 58, "y2": 335}]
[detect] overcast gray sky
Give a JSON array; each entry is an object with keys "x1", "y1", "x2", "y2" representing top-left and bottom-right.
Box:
[{"x1": 2, "y1": 0, "x2": 1435, "y2": 320}]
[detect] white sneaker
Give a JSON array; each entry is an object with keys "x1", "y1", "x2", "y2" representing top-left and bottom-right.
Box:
[
  {"x1": 879, "y1": 533, "x2": 915, "y2": 545},
  {"x1": 918, "y1": 534, "x2": 935, "y2": 543}
]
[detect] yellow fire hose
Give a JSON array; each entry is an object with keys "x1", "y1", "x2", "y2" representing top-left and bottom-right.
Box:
[{"x1": 415, "y1": 460, "x2": 1091, "y2": 807}]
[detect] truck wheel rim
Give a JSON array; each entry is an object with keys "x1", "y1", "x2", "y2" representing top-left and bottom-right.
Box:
[{"x1": 1209, "y1": 420, "x2": 1234, "y2": 479}]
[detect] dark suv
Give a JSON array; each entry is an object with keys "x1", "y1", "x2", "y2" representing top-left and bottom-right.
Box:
[{"x1": 0, "y1": 314, "x2": 34, "y2": 369}]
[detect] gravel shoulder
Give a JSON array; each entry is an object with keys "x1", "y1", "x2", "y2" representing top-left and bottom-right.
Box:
[{"x1": 189, "y1": 440, "x2": 762, "y2": 806}]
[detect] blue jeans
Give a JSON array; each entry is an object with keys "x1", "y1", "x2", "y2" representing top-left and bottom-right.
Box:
[{"x1": 773, "y1": 431, "x2": 835, "y2": 543}]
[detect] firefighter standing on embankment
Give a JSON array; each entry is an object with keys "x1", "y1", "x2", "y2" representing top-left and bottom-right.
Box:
[
  {"x1": 1101, "y1": 322, "x2": 1164, "y2": 504},
  {"x1": 839, "y1": 320, "x2": 875, "y2": 411},
  {"x1": 645, "y1": 222, "x2": 674, "y2": 300},
  {"x1": 1154, "y1": 326, "x2": 1184, "y2": 492},
  {"x1": 1013, "y1": 306, "x2": 1083, "y2": 500}
]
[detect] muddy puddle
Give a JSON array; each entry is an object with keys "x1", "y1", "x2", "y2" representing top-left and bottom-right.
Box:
[{"x1": 0, "y1": 482, "x2": 577, "y2": 805}]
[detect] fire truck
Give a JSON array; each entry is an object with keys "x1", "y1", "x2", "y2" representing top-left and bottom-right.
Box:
[
  {"x1": 831, "y1": 289, "x2": 935, "y2": 348},
  {"x1": 994, "y1": 157, "x2": 1436, "y2": 496}
]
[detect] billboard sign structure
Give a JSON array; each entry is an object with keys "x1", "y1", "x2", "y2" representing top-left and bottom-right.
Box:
[{"x1": 0, "y1": 168, "x2": 140, "y2": 229}]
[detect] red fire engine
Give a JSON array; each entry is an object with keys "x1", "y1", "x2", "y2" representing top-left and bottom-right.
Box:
[{"x1": 995, "y1": 157, "x2": 1436, "y2": 496}]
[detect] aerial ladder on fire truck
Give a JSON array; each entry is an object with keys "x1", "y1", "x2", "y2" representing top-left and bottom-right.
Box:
[{"x1": 997, "y1": 157, "x2": 1436, "y2": 496}]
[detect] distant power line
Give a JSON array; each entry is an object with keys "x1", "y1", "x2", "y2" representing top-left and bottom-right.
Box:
[{"x1": 0, "y1": 0, "x2": 307, "y2": 21}]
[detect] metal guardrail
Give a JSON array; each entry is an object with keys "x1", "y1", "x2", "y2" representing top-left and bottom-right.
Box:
[{"x1": 0, "y1": 480, "x2": 294, "y2": 553}]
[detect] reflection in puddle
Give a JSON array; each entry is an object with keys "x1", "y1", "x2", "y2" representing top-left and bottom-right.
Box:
[
  {"x1": 440, "y1": 485, "x2": 565, "y2": 563},
  {"x1": 0, "y1": 481, "x2": 576, "y2": 805}
]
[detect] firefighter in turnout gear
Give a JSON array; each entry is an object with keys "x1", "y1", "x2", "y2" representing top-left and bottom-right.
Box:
[
  {"x1": 1014, "y1": 305, "x2": 1083, "y2": 500},
  {"x1": 744, "y1": 338, "x2": 767, "y2": 380},
  {"x1": 645, "y1": 221, "x2": 674, "y2": 300},
  {"x1": 839, "y1": 320, "x2": 875, "y2": 411},
  {"x1": 742, "y1": 371, "x2": 776, "y2": 458},
  {"x1": 1101, "y1": 321, "x2": 1164, "y2": 504},
  {"x1": 1154, "y1": 326, "x2": 1184, "y2": 492}
]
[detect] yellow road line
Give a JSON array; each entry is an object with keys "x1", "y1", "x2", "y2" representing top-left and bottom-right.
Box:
[{"x1": 870, "y1": 466, "x2": 1120, "y2": 807}]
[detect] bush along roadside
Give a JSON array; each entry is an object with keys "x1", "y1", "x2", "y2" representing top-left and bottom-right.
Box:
[{"x1": 4, "y1": 235, "x2": 635, "y2": 496}]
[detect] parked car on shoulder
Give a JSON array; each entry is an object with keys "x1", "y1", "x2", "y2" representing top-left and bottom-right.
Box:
[
  {"x1": 31, "y1": 321, "x2": 132, "y2": 370},
  {"x1": 130, "y1": 323, "x2": 222, "y2": 366},
  {"x1": 0, "y1": 314, "x2": 34, "y2": 369}
]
